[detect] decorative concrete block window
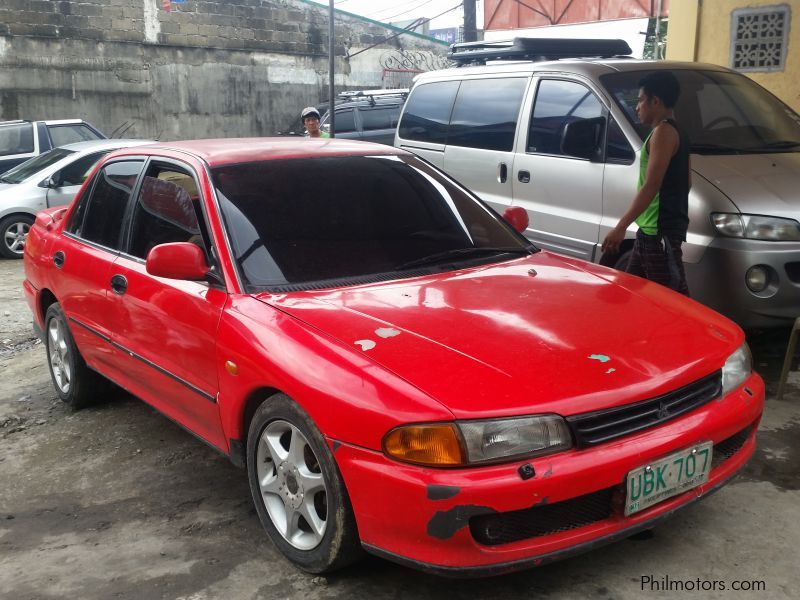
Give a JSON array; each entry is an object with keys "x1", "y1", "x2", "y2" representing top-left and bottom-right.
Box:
[{"x1": 730, "y1": 4, "x2": 790, "y2": 72}]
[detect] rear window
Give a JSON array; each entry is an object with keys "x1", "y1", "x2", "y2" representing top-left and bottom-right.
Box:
[
  {"x1": 360, "y1": 106, "x2": 401, "y2": 131},
  {"x1": 398, "y1": 81, "x2": 460, "y2": 144},
  {"x1": 213, "y1": 155, "x2": 530, "y2": 290},
  {"x1": 0, "y1": 123, "x2": 34, "y2": 156}
]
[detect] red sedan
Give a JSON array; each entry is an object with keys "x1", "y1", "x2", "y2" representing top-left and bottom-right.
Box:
[{"x1": 22, "y1": 139, "x2": 763, "y2": 576}]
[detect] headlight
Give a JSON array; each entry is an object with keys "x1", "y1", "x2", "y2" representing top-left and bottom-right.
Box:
[
  {"x1": 722, "y1": 342, "x2": 752, "y2": 395},
  {"x1": 712, "y1": 213, "x2": 800, "y2": 241},
  {"x1": 383, "y1": 415, "x2": 573, "y2": 467}
]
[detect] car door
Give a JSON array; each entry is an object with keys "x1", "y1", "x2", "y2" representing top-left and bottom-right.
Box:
[
  {"x1": 442, "y1": 76, "x2": 530, "y2": 215},
  {"x1": 109, "y1": 159, "x2": 227, "y2": 449},
  {"x1": 46, "y1": 151, "x2": 109, "y2": 208},
  {"x1": 357, "y1": 105, "x2": 401, "y2": 145},
  {"x1": 54, "y1": 159, "x2": 145, "y2": 380},
  {"x1": 512, "y1": 78, "x2": 607, "y2": 261}
]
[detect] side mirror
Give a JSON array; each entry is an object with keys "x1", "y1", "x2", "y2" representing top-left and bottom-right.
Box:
[
  {"x1": 503, "y1": 206, "x2": 529, "y2": 233},
  {"x1": 146, "y1": 242, "x2": 209, "y2": 281},
  {"x1": 40, "y1": 174, "x2": 60, "y2": 188},
  {"x1": 561, "y1": 116, "x2": 606, "y2": 160}
]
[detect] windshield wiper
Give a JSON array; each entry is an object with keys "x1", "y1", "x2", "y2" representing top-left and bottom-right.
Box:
[
  {"x1": 690, "y1": 143, "x2": 742, "y2": 154},
  {"x1": 394, "y1": 246, "x2": 533, "y2": 271},
  {"x1": 748, "y1": 140, "x2": 800, "y2": 151}
]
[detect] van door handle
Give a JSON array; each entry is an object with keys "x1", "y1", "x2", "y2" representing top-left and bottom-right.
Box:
[
  {"x1": 497, "y1": 162, "x2": 508, "y2": 183},
  {"x1": 110, "y1": 274, "x2": 128, "y2": 295},
  {"x1": 518, "y1": 170, "x2": 531, "y2": 183},
  {"x1": 53, "y1": 251, "x2": 65, "y2": 269}
]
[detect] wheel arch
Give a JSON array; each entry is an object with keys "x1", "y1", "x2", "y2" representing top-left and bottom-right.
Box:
[
  {"x1": 228, "y1": 385, "x2": 285, "y2": 467},
  {"x1": 598, "y1": 238, "x2": 635, "y2": 268}
]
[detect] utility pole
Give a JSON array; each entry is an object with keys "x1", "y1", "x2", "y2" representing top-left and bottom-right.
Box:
[{"x1": 464, "y1": 0, "x2": 477, "y2": 42}]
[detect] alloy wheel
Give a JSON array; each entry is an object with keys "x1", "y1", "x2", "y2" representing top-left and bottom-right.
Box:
[
  {"x1": 4, "y1": 221, "x2": 30, "y2": 256},
  {"x1": 48, "y1": 316, "x2": 72, "y2": 394}
]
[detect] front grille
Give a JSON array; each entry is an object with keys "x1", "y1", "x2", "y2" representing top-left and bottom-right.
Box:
[
  {"x1": 712, "y1": 425, "x2": 753, "y2": 469},
  {"x1": 567, "y1": 371, "x2": 722, "y2": 447},
  {"x1": 470, "y1": 487, "x2": 614, "y2": 546}
]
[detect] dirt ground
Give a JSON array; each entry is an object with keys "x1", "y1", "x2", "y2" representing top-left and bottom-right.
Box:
[{"x1": 1, "y1": 258, "x2": 799, "y2": 600}]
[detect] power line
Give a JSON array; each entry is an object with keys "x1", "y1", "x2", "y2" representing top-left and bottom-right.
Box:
[{"x1": 364, "y1": 0, "x2": 434, "y2": 21}]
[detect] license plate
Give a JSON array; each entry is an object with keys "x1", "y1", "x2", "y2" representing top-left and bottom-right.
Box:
[{"x1": 625, "y1": 441, "x2": 713, "y2": 516}]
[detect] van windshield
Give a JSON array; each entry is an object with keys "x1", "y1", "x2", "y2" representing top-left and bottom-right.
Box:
[{"x1": 601, "y1": 70, "x2": 800, "y2": 154}]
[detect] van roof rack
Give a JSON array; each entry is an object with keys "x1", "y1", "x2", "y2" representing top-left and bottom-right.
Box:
[
  {"x1": 336, "y1": 88, "x2": 409, "y2": 106},
  {"x1": 448, "y1": 37, "x2": 633, "y2": 65}
]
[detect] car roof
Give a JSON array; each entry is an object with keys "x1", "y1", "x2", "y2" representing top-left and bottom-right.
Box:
[
  {"x1": 59, "y1": 139, "x2": 156, "y2": 153},
  {"x1": 116, "y1": 138, "x2": 409, "y2": 167},
  {"x1": 412, "y1": 59, "x2": 732, "y2": 82}
]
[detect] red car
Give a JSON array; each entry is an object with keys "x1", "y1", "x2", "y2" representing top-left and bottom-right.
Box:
[{"x1": 23, "y1": 139, "x2": 763, "y2": 576}]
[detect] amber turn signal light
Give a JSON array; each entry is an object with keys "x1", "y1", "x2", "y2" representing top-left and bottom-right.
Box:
[{"x1": 383, "y1": 423, "x2": 465, "y2": 466}]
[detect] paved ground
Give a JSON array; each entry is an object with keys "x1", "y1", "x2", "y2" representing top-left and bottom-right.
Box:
[{"x1": 1, "y1": 258, "x2": 798, "y2": 599}]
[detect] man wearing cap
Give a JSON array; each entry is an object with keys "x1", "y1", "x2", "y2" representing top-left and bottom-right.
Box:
[{"x1": 301, "y1": 107, "x2": 330, "y2": 138}]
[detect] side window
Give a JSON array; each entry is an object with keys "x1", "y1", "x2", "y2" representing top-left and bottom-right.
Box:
[
  {"x1": 57, "y1": 152, "x2": 108, "y2": 187},
  {"x1": 0, "y1": 123, "x2": 34, "y2": 155},
  {"x1": 322, "y1": 109, "x2": 356, "y2": 134},
  {"x1": 448, "y1": 78, "x2": 527, "y2": 151},
  {"x1": 69, "y1": 161, "x2": 144, "y2": 249},
  {"x1": 128, "y1": 165, "x2": 206, "y2": 260},
  {"x1": 606, "y1": 118, "x2": 635, "y2": 163},
  {"x1": 48, "y1": 124, "x2": 103, "y2": 147},
  {"x1": 528, "y1": 80, "x2": 604, "y2": 156},
  {"x1": 360, "y1": 106, "x2": 400, "y2": 131},
  {"x1": 398, "y1": 81, "x2": 460, "y2": 144}
]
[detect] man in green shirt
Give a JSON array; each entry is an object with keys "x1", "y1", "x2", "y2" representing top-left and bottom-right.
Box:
[
  {"x1": 602, "y1": 71, "x2": 691, "y2": 295},
  {"x1": 301, "y1": 107, "x2": 330, "y2": 139}
]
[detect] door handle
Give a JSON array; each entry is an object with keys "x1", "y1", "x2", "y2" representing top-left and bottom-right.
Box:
[
  {"x1": 497, "y1": 162, "x2": 508, "y2": 184},
  {"x1": 53, "y1": 251, "x2": 65, "y2": 269},
  {"x1": 518, "y1": 170, "x2": 531, "y2": 183},
  {"x1": 110, "y1": 274, "x2": 128, "y2": 295}
]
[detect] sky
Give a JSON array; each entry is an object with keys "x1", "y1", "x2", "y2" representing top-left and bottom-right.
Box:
[{"x1": 308, "y1": 0, "x2": 483, "y2": 31}]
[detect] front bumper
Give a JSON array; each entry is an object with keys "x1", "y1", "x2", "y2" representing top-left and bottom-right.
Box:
[
  {"x1": 333, "y1": 373, "x2": 764, "y2": 575},
  {"x1": 687, "y1": 237, "x2": 800, "y2": 328}
]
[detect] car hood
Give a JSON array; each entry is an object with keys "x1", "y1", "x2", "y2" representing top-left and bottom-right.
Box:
[
  {"x1": 693, "y1": 152, "x2": 800, "y2": 217},
  {"x1": 257, "y1": 253, "x2": 742, "y2": 420}
]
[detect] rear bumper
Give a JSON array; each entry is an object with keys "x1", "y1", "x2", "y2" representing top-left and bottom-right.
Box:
[{"x1": 333, "y1": 373, "x2": 764, "y2": 575}]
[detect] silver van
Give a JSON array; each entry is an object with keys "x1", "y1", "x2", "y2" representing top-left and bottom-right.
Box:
[{"x1": 395, "y1": 38, "x2": 800, "y2": 329}]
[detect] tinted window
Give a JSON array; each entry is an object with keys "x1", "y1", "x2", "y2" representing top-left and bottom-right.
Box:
[
  {"x1": 213, "y1": 155, "x2": 531, "y2": 290},
  {"x1": 0, "y1": 148, "x2": 74, "y2": 184},
  {"x1": 0, "y1": 123, "x2": 34, "y2": 155},
  {"x1": 398, "y1": 81, "x2": 460, "y2": 144},
  {"x1": 448, "y1": 78, "x2": 527, "y2": 151},
  {"x1": 601, "y1": 69, "x2": 800, "y2": 153},
  {"x1": 322, "y1": 109, "x2": 356, "y2": 134},
  {"x1": 529, "y1": 80, "x2": 604, "y2": 156},
  {"x1": 48, "y1": 124, "x2": 103, "y2": 147},
  {"x1": 72, "y1": 161, "x2": 143, "y2": 249},
  {"x1": 606, "y1": 118, "x2": 635, "y2": 163},
  {"x1": 360, "y1": 106, "x2": 400, "y2": 131},
  {"x1": 128, "y1": 166, "x2": 204, "y2": 260},
  {"x1": 57, "y1": 152, "x2": 108, "y2": 186}
]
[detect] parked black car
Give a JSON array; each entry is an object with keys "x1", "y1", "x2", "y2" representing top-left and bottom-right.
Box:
[{"x1": 278, "y1": 89, "x2": 408, "y2": 146}]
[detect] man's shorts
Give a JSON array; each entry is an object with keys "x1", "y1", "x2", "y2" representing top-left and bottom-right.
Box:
[{"x1": 626, "y1": 230, "x2": 690, "y2": 296}]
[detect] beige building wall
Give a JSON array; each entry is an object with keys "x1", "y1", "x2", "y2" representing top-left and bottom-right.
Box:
[{"x1": 667, "y1": 0, "x2": 800, "y2": 112}]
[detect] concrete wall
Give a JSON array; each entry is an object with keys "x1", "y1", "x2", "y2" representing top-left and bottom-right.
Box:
[
  {"x1": 667, "y1": 0, "x2": 800, "y2": 112},
  {"x1": 0, "y1": 0, "x2": 448, "y2": 140}
]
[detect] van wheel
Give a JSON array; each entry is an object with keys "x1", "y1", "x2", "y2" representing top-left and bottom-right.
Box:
[
  {"x1": 0, "y1": 214, "x2": 34, "y2": 259},
  {"x1": 613, "y1": 250, "x2": 632, "y2": 272},
  {"x1": 247, "y1": 394, "x2": 362, "y2": 573}
]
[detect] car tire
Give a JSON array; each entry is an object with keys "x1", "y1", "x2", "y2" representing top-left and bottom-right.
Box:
[
  {"x1": 613, "y1": 250, "x2": 632, "y2": 272},
  {"x1": 246, "y1": 394, "x2": 363, "y2": 573},
  {"x1": 0, "y1": 214, "x2": 34, "y2": 259},
  {"x1": 44, "y1": 303, "x2": 107, "y2": 409}
]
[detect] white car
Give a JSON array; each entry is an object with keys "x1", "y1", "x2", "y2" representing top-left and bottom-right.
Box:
[{"x1": 0, "y1": 139, "x2": 154, "y2": 258}]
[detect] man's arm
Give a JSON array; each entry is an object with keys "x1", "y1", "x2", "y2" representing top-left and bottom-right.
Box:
[{"x1": 601, "y1": 123, "x2": 679, "y2": 253}]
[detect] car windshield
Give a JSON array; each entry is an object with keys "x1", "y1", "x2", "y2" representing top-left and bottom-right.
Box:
[
  {"x1": 601, "y1": 69, "x2": 800, "y2": 154},
  {"x1": 0, "y1": 147, "x2": 75, "y2": 183},
  {"x1": 213, "y1": 154, "x2": 534, "y2": 291}
]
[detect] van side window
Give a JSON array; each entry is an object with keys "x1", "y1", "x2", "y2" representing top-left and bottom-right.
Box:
[
  {"x1": 448, "y1": 78, "x2": 527, "y2": 151},
  {"x1": 322, "y1": 109, "x2": 356, "y2": 134},
  {"x1": 398, "y1": 81, "x2": 460, "y2": 144},
  {"x1": 360, "y1": 107, "x2": 400, "y2": 131},
  {"x1": 528, "y1": 80, "x2": 604, "y2": 156},
  {"x1": 606, "y1": 118, "x2": 635, "y2": 163}
]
